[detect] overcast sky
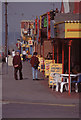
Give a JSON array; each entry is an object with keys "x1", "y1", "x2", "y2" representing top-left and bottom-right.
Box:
[
  {"x1": 1, "y1": 0, "x2": 77, "y2": 2},
  {"x1": 2, "y1": 2, "x2": 61, "y2": 46}
]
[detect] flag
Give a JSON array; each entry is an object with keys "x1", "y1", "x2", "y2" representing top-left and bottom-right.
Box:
[
  {"x1": 60, "y1": 0, "x2": 64, "y2": 13},
  {"x1": 63, "y1": 0, "x2": 70, "y2": 13},
  {"x1": 61, "y1": 0, "x2": 70, "y2": 13}
]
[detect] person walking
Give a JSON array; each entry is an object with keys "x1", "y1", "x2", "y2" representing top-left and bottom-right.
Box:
[
  {"x1": 13, "y1": 51, "x2": 23, "y2": 80},
  {"x1": 12, "y1": 49, "x2": 15, "y2": 57},
  {"x1": 30, "y1": 52, "x2": 39, "y2": 80},
  {"x1": 22, "y1": 50, "x2": 26, "y2": 61}
]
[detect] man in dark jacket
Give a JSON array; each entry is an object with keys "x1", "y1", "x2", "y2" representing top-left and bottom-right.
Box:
[
  {"x1": 30, "y1": 52, "x2": 39, "y2": 80},
  {"x1": 13, "y1": 51, "x2": 23, "y2": 80}
]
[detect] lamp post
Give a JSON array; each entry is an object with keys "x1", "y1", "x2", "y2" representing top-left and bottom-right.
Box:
[
  {"x1": 62, "y1": 41, "x2": 64, "y2": 74},
  {"x1": 68, "y1": 40, "x2": 72, "y2": 95},
  {"x1": 5, "y1": 1, "x2": 8, "y2": 63}
]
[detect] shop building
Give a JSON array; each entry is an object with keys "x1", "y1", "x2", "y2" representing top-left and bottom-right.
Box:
[{"x1": 34, "y1": 1, "x2": 81, "y2": 73}]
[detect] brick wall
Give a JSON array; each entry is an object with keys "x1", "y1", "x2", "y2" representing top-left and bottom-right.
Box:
[{"x1": 36, "y1": 40, "x2": 52, "y2": 58}]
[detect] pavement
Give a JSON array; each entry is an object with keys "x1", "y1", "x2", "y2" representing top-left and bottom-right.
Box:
[
  {"x1": 1, "y1": 60, "x2": 81, "y2": 118},
  {"x1": 0, "y1": 61, "x2": 1, "y2": 71}
]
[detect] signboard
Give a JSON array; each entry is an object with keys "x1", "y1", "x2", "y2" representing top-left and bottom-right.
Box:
[
  {"x1": 47, "y1": 12, "x2": 51, "y2": 39},
  {"x1": 8, "y1": 56, "x2": 13, "y2": 66},
  {"x1": 38, "y1": 57, "x2": 45, "y2": 72},
  {"x1": 50, "y1": 20, "x2": 55, "y2": 38},
  {"x1": 26, "y1": 45, "x2": 29, "y2": 48},
  {"x1": 28, "y1": 55, "x2": 32, "y2": 59},
  {"x1": 38, "y1": 57, "x2": 41, "y2": 70},
  {"x1": 37, "y1": 56, "x2": 42, "y2": 70},
  {"x1": 27, "y1": 37, "x2": 32, "y2": 41},
  {"x1": 54, "y1": 24, "x2": 59, "y2": 38},
  {"x1": 28, "y1": 40, "x2": 33, "y2": 46},
  {"x1": 65, "y1": 22, "x2": 81, "y2": 38},
  {"x1": 16, "y1": 43, "x2": 21, "y2": 48},
  {"x1": 41, "y1": 14, "x2": 47, "y2": 28},
  {"x1": 45, "y1": 60, "x2": 54, "y2": 77},
  {"x1": 20, "y1": 54, "x2": 23, "y2": 61},
  {"x1": 22, "y1": 44, "x2": 25, "y2": 47},
  {"x1": 40, "y1": 14, "x2": 47, "y2": 39},
  {"x1": 44, "y1": 16, "x2": 47, "y2": 27},
  {"x1": 49, "y1": 63, "x2": 62, "y2": 87},
  {"x1": 21, "y1": 20, "x2": 34, "y2": 40}
]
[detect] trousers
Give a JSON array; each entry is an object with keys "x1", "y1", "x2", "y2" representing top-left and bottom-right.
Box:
[
  {"x1": 32, "y1": 67, "x2": 38, "y2": 79},
  {"x1": 23, "y1": 55, "x2": 26, "y2": 61},
  {"x1": 14, "y1": 67, "x2": 23, "y2": 80}
]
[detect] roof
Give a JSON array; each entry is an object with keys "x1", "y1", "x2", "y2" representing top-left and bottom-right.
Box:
[{"x1": 21, "y1": 20, "x2": 34, "y2": 23}]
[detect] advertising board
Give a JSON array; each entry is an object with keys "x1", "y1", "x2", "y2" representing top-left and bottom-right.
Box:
[
  {"x1": 38, "y1": 57, "x2": 45, "y2": 72},
  {"x1": 28, "y1": 40, "x2": 33, "y2": 46},
  {"x1": 21, "y1": 20, "x2": 34, "y2": 40},
  {"x1": 45, "y1": 60, "x2": 54, "y2": 77},
  {"x1": 49, "y1": 63, "x2": 62, "y2": 87},
  {"x1": 38, "y1": 57, "x2": 42, "y2": 70}
]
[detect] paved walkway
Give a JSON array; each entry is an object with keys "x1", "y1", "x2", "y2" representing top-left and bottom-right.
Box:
[
  {"x1": 2, "y1": 61, "x2": 79, "y2": 104},
  {"x1": 0, "y1": 63, "x2": 2, "y2": 75},
  {"x1": 1, "y1": 61, "x2": 80, "y2": 118}
]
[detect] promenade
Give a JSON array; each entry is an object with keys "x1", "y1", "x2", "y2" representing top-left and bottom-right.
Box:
[{"x1": 1, "y1": 61, "x2": 80, "y2": 118}]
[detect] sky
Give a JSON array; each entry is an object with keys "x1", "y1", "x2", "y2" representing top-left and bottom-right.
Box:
[
  {"x1": 2, "y1": 2, "x2": 61, "y2": 47},
  {"x1": 0, "y1": 2, "x2": 2, "y2": 48},
  {"x1": 1, "y1": 0, "x2": 77, "y2": 2}
]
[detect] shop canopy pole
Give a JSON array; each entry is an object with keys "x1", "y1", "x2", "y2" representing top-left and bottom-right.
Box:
[
  {"x1": 35, "y1": 42, "x2": 36, "y2": 52},
  {"x1": 43, "y1": 42, "x2": 44, "y2": 75},
  {"x1": 62, "y1": 42, "x2": 64, "y2": 74},
  {"x1": 68, "y1": 40, "x2": 72, "y2": 95},
  {"x1": 37, "y1": 44, "x2": 38, "y2": 53},
  {"x1": 40, "y1": 44, "x2": 41, "y2": 56},
  {"x1": 57, "y1": 42, "x2": 59, "y2": 63},
  {"x1": 53, "y1": 41, "x2": 54, "y2": 63}
]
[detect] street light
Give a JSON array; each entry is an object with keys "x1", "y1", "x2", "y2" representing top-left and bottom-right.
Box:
[{"x1": 5, "y1": 1, "x2": 8, "y2": 63}]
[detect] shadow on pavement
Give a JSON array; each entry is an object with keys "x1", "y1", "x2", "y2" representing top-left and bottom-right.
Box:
[{"x1": 22, "y1": 77, "x2": 28, "y2": 80}]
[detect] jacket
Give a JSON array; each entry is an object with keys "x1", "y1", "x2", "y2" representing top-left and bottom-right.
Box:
[
  {"x1": 13, "y1": 55, "x2": 22, "y2": 69},
  {"x1": 30, "y1": 56, "x2": 39, "y2": 68}
]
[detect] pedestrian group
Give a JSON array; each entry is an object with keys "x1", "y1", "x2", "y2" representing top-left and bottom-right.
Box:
[{"x1": 12, "y1": 50, "x2": 39, "y2": 80}]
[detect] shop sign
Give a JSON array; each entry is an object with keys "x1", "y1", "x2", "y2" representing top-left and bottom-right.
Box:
[
  {"x1": 21, "y1": 21, "x2": 34, "y2": 38},
  {"x1": 38, "y1": 56, "x2": 42, "y2": 70},
  {"x1": 50, "y1": 20, "x2": 55, "y2": 38},
  {"x1": 26, "y1": 45, "x2": 29, "y2": 48},
  {"x1": 41, "y1": 14, "x2": 47, "y2": 28},
  {"x1": 47, "y1": 12, "x2": 51, "y2": 39},
  {"x1": 65, "y1": 22, "x2": 81, "y2": 38},
  {"x1": 27, "y1": 37, "x2": 32, "y2": 41},
  {"x1": 44, "y1": 17, "x2": 47, "y2": 27},
  {"x1": 22, "y1": 44, "x2": 25, "y2": 47},
  {"x1": 38, "y1": 57, "x2": 41, "y2": 70},
  {"x1": 28, "y1": 40, "x2": 33, "y2": 46},
  {"x1": 28, "y1": 55, "x2": 32, "y2": 59}
]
